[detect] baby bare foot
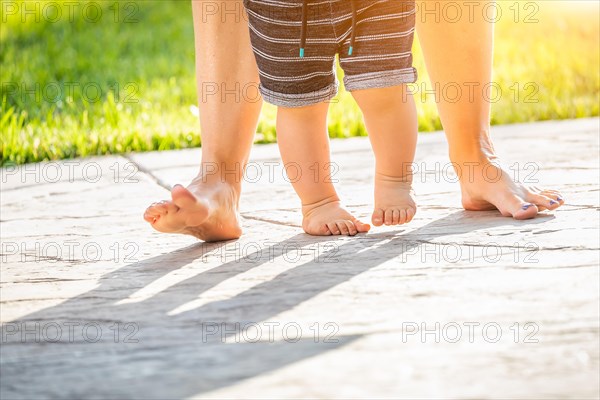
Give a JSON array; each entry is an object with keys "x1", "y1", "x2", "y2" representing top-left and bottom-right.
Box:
[
  {"x1": 302, "y1": 198, "x2": 370, "y2": 236},
  {"x1": 372, "y1": 174, "x2": 417, "y2": 227},
  {"x1": 143, "y1": 178, "x2": 242, "y2": 242}
]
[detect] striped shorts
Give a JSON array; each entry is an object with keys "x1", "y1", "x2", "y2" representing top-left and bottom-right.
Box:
[{"x1": 244, "y1": 0, "x2": 418, "y2": 108}]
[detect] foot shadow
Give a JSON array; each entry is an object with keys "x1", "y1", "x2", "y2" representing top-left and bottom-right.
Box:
[{"x1": 1, "y1": 211, "x2": 553, "y2": 398}]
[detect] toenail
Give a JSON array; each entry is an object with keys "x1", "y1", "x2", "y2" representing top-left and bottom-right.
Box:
[
  {"x1": 522, "y1": 204, "x2": 533, "y2": 210},
  {"x1": 557, "y1": 196, "x2": 563, "y2": 202},
  {"x1": 550, "y1": 200, "x2": 558, "y2": 205}
]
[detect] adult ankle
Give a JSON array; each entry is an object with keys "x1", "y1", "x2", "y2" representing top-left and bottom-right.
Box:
[
  {"x1": 448, "y1": 142, "x2": 496, "y2": 164},
  {"x1": 196, "y1": 161, "x2": 245, "y2": 189},
  {"x1": 447, "y1": 127, "x2": 495, "y2": 161}
]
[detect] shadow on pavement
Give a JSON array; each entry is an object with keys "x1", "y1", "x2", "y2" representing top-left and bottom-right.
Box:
[{"x1": 0, "y1": 211, "x2": 554, "y2": 398}]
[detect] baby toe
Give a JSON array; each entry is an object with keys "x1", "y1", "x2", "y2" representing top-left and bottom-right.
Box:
[
  {"x1": 384, "y1": 209, "x2": 393, "y2": 226},
  {"x1": 371, "y1": 209, "x2": 385, "y2": 227},
  {"x1": 336, "y1": 221, "x2": 350, "y2": 236},
  {"x1": 345, "y1": 221, "x2": 358, "y2": 236},
  {"x1": 405, "y1": 207, "x2": 416, "y2": 223},
  {"x1": 320, "y1": 225, "x2": 332, "y2": 236},
  {"x1": 399, "y1": 209, "x2": 408, "y2": 224},
  {"x1": 392, "y1": 209, "x2": 400, "y2": 225},
  {"x1": 327, "y1": 222, "x2": 341, "y2": 235},
  {"x1": 354, "y1": 219, "x2": 371, "y2": 233}
]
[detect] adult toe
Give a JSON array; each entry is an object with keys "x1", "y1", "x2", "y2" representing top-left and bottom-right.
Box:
[
  {"x1": 527, "y1": 192, "x2": 560, "y2": 211},
  {"x1": 499, "y1": 194, "x2": 539, "y2": 220}
]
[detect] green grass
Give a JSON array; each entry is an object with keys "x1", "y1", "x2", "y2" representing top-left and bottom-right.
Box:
[{"x1": 1, "y1": 0, "x2": 599, "y2": 165}]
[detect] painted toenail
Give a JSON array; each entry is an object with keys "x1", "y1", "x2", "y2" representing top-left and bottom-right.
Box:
[
  {"x1": 557, "y1": 196, "x2": 563, "y2": 202},
  {"x1": 522, "y1": 204, "x2": 533, "y2": 210},
  {"x1": 550, "y1": 200, "x2": 558, "y2": 205}
]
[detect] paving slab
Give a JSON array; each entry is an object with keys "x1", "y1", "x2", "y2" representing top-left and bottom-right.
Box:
[{"x1": 1, "y1": 118, "x2": 599, "y2": 399}]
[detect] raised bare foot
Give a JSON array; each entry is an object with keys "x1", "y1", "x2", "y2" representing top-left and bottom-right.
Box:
[
  {"x1": 143, "y1": 177, "x2": 242, "y2": 242},
  {"x1": 457, "y1": 156, "x2": 564, "y2": 220},
  {"x1": 371, "y1": 173, "x2": 417, "y2": 227},
  {"x1": 302, "y1": 197, "x2": 370, "y2": 236}
]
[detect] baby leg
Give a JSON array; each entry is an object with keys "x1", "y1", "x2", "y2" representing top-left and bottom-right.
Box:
[
  {"x1": 276, "y1": 102, "x2": 370, "y2": 236},
  {"x1": 352, "y1": 86, "x2": 418, "y2": 226}
]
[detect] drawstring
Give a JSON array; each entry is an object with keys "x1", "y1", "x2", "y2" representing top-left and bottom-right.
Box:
[
  {"x1": 299, "y1": 0, "x2": 358, "y2": 58},
  {"x1": 299, "y1": 0, "x2": 308, "y2": 57},
  {"x1": 348, "y1": 0, "x2": 357, "y2": 55}
]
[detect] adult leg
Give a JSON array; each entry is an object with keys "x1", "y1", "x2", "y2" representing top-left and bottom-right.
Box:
[
  {"x1": 144, "y1": 0, "x2": 262, "y2": 241},
  {"x1": 416, "y1": 0, "x2": 563, "y2": 219}
]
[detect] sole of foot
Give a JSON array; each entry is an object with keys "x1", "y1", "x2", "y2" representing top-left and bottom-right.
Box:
[{"x1": 144, "y1": 182, "x2": 242, "y2": 242}]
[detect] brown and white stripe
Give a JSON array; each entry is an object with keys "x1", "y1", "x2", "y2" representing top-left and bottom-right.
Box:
[{"x1": 243, "y1": 0, "x2": 417, "y2": 107}]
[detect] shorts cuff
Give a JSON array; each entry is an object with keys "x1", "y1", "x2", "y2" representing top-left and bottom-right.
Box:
[
  {"x1": 259, "y1": 82, "x2": 339, "y2": 108},
  {"x1": 344, "y1": 68, "x2": 418, "y2": 92}
]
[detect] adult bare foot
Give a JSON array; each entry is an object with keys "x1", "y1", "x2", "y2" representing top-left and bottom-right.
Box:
[
  {"x1": 302, "y1": 197, "x2": 371, "y2": 236},
  {"x1": 143, "y1": 176, "x2": 242, "y2": 242},
  {"x1": 456, "y1": 155, "x2": 564, "y2": 220},
  {"x1": 371, "y1": 174, "x2": 417, "y2": 227}
]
